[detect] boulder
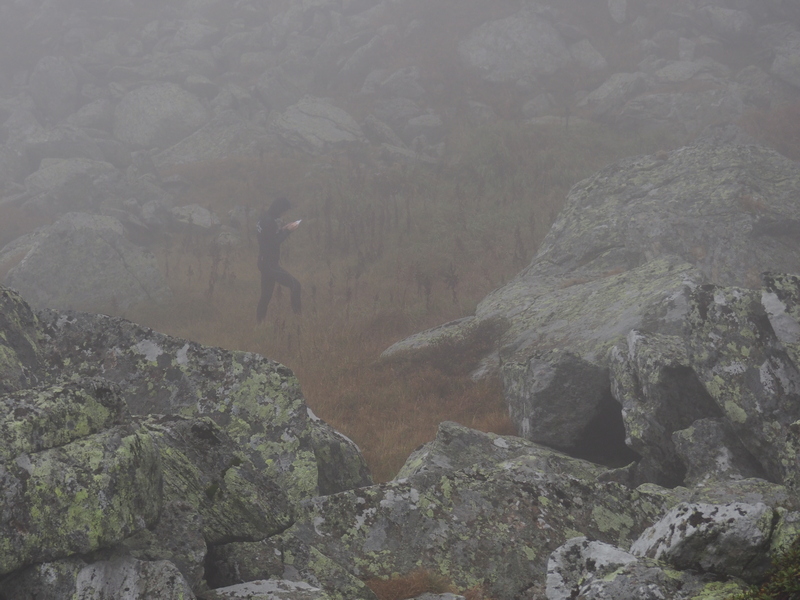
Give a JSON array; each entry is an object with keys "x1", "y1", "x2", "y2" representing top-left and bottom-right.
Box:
[
  {"x1": 0, "y1": 287, "x2": 42, "y2": 394},
  {"x1": 760, "y1": 23, "x2": 800, "y2": 89},
  {"x1": 113, "y1": 83, "x2": 210, "y2": 149},
  {"x1": 28, "y1": 56, "x2": 79, "y2": 123},
  {"x1": 272, "y1": 454, "x2": 669, "y2": 599},
  {"x1": 0, "y1": 556, "x2": 195, "y2": 600},
  {"x1": 458, "y1": 10, "x2": 571, "y2": 83},
  {"x1": 2, "y1": 212, "x2": 172, "y2": 312},
  {"x1": 546, "y1": 537, "x2": 746, "y2": 600},
  {"x1": 580, "y1": 72, "x2": 649, "y2": 118},
  {"x1": 630, "y1": 501, "x2": 774, "y2": 582},
  {"x1": 141, "y1": 415, "x2": 293, "y2": 545},
  {"x1": 169, "y1": 203, "x2": 222, "y2": 232},
  {"x1": 200, "y1": 579, "x2": 332, "y2": 600},
  {"x1": 35, "y1": 307, "x2": 372, "y2": 503},
  {"x1": 383, "y1": 141, "x2": 800, "y2": 488},
  {"x1": 0, "y1": 423, "x2": 162, "y2": 575},
  {"x1": 21, "y1": 157, "x2": 118, "y2": 213},
  {"x1": 0, "y1": 377, "x2": 129, "y2": 462},
  {"x1": 153, "y1": 110, "x2": 269, "y2": 169},
  {"x1": 270, "y1": 96, "x2": 365, "y2": 154}
]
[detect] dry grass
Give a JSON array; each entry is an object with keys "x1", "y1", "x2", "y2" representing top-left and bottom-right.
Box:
[
  {"x1": 119, "y1": 120, "x2": 677, "y2": 482},
  {"x1": 365, "y1": 569, "x2": 494, "y2": 600}
]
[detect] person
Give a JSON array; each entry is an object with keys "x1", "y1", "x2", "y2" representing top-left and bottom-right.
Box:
[{"x1": 256, "y1": 196, "x2": 301, "y2": 322}]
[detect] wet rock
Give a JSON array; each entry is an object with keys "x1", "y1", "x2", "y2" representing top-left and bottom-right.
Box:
[
  {"x1": 2, "y1": 212, "x2": 171, "y2": 312},
  {"x1": 153, "y1": 110, "x2": 269, "y2": 169},
  {"x1": 142, "y1": 415, "x2": 293, "y2": 544}
]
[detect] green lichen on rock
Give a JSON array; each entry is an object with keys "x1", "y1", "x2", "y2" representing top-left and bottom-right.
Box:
[
  {"x1": 36, "y1": 309, "x2": 372, "y2": 504},
  {"x1": 0, "y1": 377, "x2": 129, "y2": 462},
  {"x1": 142, "y1": 415, "x2": 293, "y2": 545},
  {"x1": 0, "y1": 427, "x2": 162, "y2": 576}
]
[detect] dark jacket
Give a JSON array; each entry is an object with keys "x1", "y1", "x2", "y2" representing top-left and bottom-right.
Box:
[{"x1": 257, "y1": 197, "x2": 291, "y2": 271}]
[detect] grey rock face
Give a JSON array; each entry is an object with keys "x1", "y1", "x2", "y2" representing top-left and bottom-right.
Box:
[
  {"x1": 113, "y1": 83, "x2": 210, "y2": 148},
  {"x1": 2, "y1": 212, "x2": 171, "y2": 312},
  {"x1": 458, "y1": 10, "x2": 571, "y2": 83},
  {"x1": 201, "y1": 579, "x2": 332, "y2": 599},
  {"x1": 0, "y1": 287, "x2": 42, "y2": 394}
]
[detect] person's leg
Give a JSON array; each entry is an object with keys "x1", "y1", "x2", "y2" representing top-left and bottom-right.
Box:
[
  {"x1": 273, "y1": 267, "x2": 302, "y2": 314},
  {"x1": 256, "y1": 271, "x2": 277, "y2": 322}
]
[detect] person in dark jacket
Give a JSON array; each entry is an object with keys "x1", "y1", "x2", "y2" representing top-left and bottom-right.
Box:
[{"x1": 256, "y1": 196, "x2": 301, "y2": 322}]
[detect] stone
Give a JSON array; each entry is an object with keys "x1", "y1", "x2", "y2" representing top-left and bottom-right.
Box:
[
  {"x1": 2, "y1": 212, "x2": 172, "y2": 312},
  {"x1": 0, "y1": 287, "x2": 42, "y2": 394},
  {"x1": 28, "y1": 56, "x2": 79, "y2": 123},
  {"x1": 458, "y1": 10, "x2": 571, "y2": 83},
  {"x1": 21, "y1": 157, "x2": 118, "y2": 213},
  {"x1": 580, "y1": 72, "x2": 649, "y2": 118},
  {"x1": 142, "y1": 415, "x2": 293, "y2": 545},
  {"x1": 200, "y1": 579, "x2": 332, "y2": 600},
  {"x1": 113, "y1": 83, "x2": 210, "y2": 149},
  {"x1": 170, "y1": 203, "x2": 222, "y2": 232},
  {"x1": 630, "y1": 502, "x2": 774, "y2": 582},
  {"x1": 0, "y1": 426, "x2": 162, "y2": 575},
  {"x1": 270, "y1": 96, "x2": 365, "y2": 154},
  {"x1": 0, "y1": 377, "x2": 128, "y2": 462},
  {"x1": 0, "y1": 556, "x2": 195, "y2": 600},
  {"x1": 568, "y1": 39, "x2": 608, "y2": 73},
  {"x1": 153, "y1": 111, "x2": 269, "y2": 169},
  {"x1": 546, "y1": 537, "x2": 637, "y2": 600},
  {"x1": 35, "y1": 308, "x2": 373, "y2": 504}
]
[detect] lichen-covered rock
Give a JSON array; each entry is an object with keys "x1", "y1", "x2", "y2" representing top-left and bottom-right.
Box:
[
  {"x1": 37, "y1": 309, "x2": 372, "y2": 503},
  {"x1": 0, "y1": 287, "x2": 43, "y2": 394},
  {"x1": 275, "y1": 456, "x2": 670, "y2": 599},
  {"x1": 396, "y1": 420, "x2": 605, "y2": 482},
  {"x1": 630, "y1": 502, "x2": 774, "y2": 582},
  {"x1": 672, "y1": 418, "x2": 767, "y2": 486},
  {"x1": 123, "y1": 499, "x2": 207, "y2": 592},
  {"x1": 685, "y1": 281, "x2": 800, "y2": 486},
  {"x1": 0, "y1": 555, "x2": 194, "y2": 600},
  {"x1": 0, "y1": 377, "x2": 128, "y2": 462},
  {"x1": 142, "y1": 415, "x2": 293, "y2": 545},
  {"x1": 0, "y1": 426, "x2": 162, "y2": 575},
  {"x1": 208, "y1": 534, "x2": 376, "y2": 600},
  {"x1": 200, "y1": 579, "x2": 332, "y2": 600},
  {"x1": 546, "y1": 538, "x2": 747, "y2": 600}
]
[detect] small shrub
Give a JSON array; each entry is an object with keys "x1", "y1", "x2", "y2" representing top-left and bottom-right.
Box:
[{"x1": 727, "y1": 537, "x2": 800, "y2": 600}]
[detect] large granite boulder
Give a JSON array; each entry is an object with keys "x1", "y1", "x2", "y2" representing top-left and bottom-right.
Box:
[
  {"x1": 458, "y1": 9, "x2": 571, "y2": 84},
  {"x1": 35, "y1": 304, "x2": 372, "y2": 504},
  {"x1": 113, "y1": 83, "x2": 210, "y2": 149},
  {"x1": 269, "y1": 96, "x2": 365, "y2": 154},
  {"x1": 2, "y1": 212, "x2": 172, "y2": 312},
  {"x1": 383, "y1": 140, "x2": 800, "y2": 492}
]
